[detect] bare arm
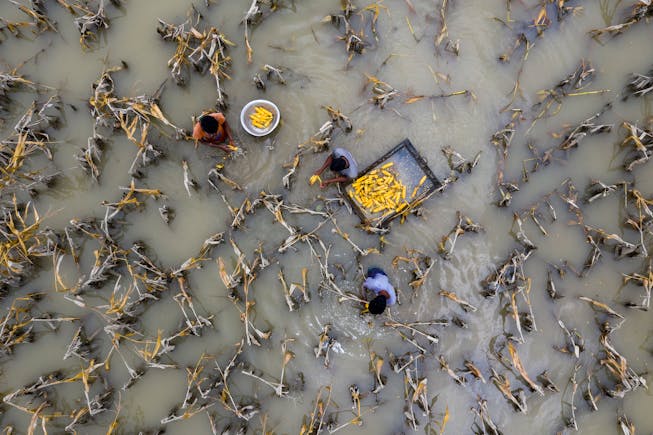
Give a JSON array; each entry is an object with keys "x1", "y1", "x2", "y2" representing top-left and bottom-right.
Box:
[
  {"x1": 320, "y1": 175, "x2": 349, "y2": 188},
  {"x1": 202, "y1": 134, "x2": 234, "y2": 153},
  {"x1": 223, "y1": 119, "x2": 235, "y2": 145},
  {"x1": 314, "y1": 155, "x2": 333, "y2": 176},
  {"x1": 192, "y1": 122, "x2": 203, "y2": 141},
  {"x1": 216, "y1": 143, "x2": 234, "y2": 153}
]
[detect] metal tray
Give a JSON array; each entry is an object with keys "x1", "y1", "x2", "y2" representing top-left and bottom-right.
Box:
[{"x1": 343, "y1": 139, "x2": 441, "y2": 227}]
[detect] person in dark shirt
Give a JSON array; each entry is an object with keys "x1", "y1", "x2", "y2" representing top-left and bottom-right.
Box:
[{"x1": 313, "y1": 147, "x2": 359, "y2": 188}]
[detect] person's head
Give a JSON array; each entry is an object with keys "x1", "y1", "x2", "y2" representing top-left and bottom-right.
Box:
[
  {"x1": 199, "y1": 115, "x2": 219, "y2": 134},
  {"x1": 366, "y1": 267, "x2": 385, "y2": 278},
  {"x1": 330, "y1": 156, "x2": 348, "y2": 172},
  {"x1": 367, "y1": 295, "x2": 387, "y2": 315}
]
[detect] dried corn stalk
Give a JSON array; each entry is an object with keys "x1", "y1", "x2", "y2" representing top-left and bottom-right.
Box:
[{"x1": 158, "y1": 11, "x2": 234, "y2": 108}]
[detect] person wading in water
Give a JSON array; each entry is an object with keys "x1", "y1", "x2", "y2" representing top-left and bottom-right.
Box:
[
  {"x1": 192, "y1": 112, "x2": 235, "y2": 153},
  {"x1": 313, "y1": 147, "x2": 359, "y2": 188},
  {"x1": 363, "y1": 267, "x2": 396, "y2": 315}
]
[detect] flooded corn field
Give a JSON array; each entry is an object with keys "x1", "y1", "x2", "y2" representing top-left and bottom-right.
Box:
[{"x1": 1, "y1": 0, "x2": 652, "y2": 433}]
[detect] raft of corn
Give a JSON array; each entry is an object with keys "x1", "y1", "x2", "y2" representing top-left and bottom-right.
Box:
[{"x1": 348, "y1": 162, "x2": 428, "y2": 215}]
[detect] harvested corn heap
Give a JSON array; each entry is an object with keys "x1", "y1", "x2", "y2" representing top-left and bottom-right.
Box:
[
  {"x1": 250, "y1": 105, "x2": 274, "y2": 128},
  {"x1": 349, "y1": 162, "x2": 410, "y2": 214}
]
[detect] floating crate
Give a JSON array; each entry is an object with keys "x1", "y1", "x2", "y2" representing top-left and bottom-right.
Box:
[{"x1": 344, "y1": 139, "x2": 441, "y2": 228}]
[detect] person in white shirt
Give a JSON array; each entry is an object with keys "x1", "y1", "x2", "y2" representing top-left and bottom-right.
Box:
[
  {"x1": 313, "y1": 147, "x2": 359, "y2": 188},
  {"x1": 363, "y1": 267, "x2": 396, "y2": 315}
]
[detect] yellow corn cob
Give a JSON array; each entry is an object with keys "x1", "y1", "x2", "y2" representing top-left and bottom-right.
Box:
[
  {"x1": 250, "y1": 113, "x2": 272, "y2": 123},
  {"x1": 251, "y1": 113, "x2": 268, "y2": 121},
  {"x1": 254, "y1": 111, "x2": 272, "y2": 119},
  {"x1": 250, "y1": 118, "x2": 270, "y2": 128},
  {"x1": 254, "y1": 106, "x2": 273, "y2": 117},
  {"x1": 352, "y1": 170, "x2": 406, "y2": 212},
  {"x1": 249, "y1": 107, "x2": 274, "y2": 128}
]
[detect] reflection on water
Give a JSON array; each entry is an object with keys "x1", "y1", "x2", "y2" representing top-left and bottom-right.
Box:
[{"x1": 0, "y1": 0, "x2": 652, "y2": 434}]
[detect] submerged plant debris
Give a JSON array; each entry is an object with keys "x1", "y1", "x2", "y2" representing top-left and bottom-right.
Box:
[{"x1": 158, "y1": 7, "x2": 235, "y2": 108}]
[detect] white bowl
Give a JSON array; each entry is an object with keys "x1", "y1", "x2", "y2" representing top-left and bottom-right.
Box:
[{"x1": 240, "y1": 99, "x2": 280, "y2": 137}]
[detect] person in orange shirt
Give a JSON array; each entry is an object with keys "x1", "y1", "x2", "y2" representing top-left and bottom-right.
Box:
[{"x1": 192, "y1": 112, "x2": 235, "y2": 152}]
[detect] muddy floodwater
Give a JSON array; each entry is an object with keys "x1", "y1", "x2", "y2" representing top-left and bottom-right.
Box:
[{"x1": 1, "y1": 0, "x2": 652, "y2": 434}]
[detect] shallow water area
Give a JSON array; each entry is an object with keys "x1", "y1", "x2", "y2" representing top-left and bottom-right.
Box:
[{"x1": 0, "y1": 1, "x2": 652, "y2": 434}]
